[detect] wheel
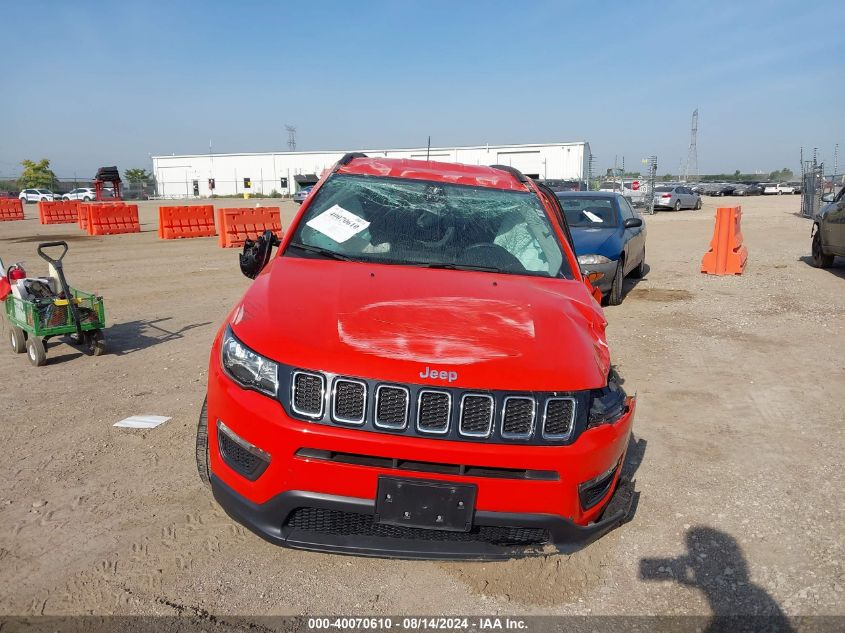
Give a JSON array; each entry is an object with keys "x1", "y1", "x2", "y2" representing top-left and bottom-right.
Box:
[
  {"x1": 674, "y1": 200, "x2": 682, "y2": 211},
  {"x1": 778, "y1": 190, "x2": 783, "y2": 195},
  {"x1": 606, "y1": 261, "x2": 624, "y2": 306},
  {"x1": 695, "y1": 198, "x2": 702, "y2": 210},
  {"x1": 85, "y1": 330, "x2": 107, "y2": 356},
  {"x1": 26, "y1": 337, "x2": 46, "y2": 366},
  {"x1": 196, "y1": 397, "x2": 211, "y2": 487},
  {"x1": 631, "y1": 249, "x2": 646, "y2": 278},
  {"x1": 811, "y1": 230, "x2": 834, "y2": 268},
  {"x1": 83, "y1": 196, "x2": 92, "y2": 202},
  {"x1": 62, "y1": 196, "x2": 69, "y2": 201},
  {"x1": 10, "y1": 326, "x2": 26, "y2": 354}
]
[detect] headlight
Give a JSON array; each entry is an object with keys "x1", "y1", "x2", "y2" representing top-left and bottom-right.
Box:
[
  {"x1": 587, "y1": 369, "x2": 628, "y2": 429},
  {"x1": 578, "y1": 254, "x2": 612, "y2": 265},
  {"x1": 221, "y1": 327, "x2": 279, "y2": 397}
]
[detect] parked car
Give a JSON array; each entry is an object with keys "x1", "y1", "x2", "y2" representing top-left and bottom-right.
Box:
[
  {"x1": 19, "y1": 189, "x2": 57, "y2": 203},
  {"x1": 599, "y1": 180, "x2": 646, "y2": 207},
  {"x1": 761, "y1": 182, "x2": 794, "y2": 195},
  {"x1": 293, "y1": 185, "x2": 313, "y2": 204},
  {"x1": 556, "y1": 191, "x2": 646, "y2": 305},
  {"x1": 539, "y1": 179, "x2": 583, "y2": 192},
  {"x1": 62, "y1": 187, "x2": 96, "y2": 201},
  {"x1": 733, "y1": 183, "x2": 763, "y2": 196},
  {"x1": 653, "y1": 185, "x2": 701, "y2": 210},
  {"x1": 198, "y1": 155, "x2": 636, "y2": 559},
  {"x1": 811, "y1": 187, "x2": 845, "y2": 267},
  {"x1": 788, "y1": 182, "x2": 802, "y2": 194},
  {"x1": 711, "y1": 183, "x2": 737, "y2": 196}
]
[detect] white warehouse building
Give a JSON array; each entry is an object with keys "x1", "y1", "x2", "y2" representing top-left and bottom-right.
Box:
[{"x1": 151, "y1": 141, "x2": 591, "y2": 198}]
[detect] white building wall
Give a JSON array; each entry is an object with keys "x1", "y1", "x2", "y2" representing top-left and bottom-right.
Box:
[{"x1": 152, "y1": 142, "x2": 590, "y2": 198}]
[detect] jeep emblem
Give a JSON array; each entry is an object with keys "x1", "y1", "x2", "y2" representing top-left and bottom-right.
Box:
[{"x1": 419, "y1": 366, "x2": 458, "y2": 382}]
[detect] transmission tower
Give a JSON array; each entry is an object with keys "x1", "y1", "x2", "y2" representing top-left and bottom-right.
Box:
[
  {"x1": 285, "y1": 125, "x2": 297, "y2": 152},
  {"x1": 683, "y1": 108, "x2": 698, "y2": 182}
]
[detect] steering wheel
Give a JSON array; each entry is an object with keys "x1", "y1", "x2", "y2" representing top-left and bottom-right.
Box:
[
  {"x1": 413, "y1": 210, "x2": 455, "y2": 249},
  {"x1": 461, "y1": 243, "x2": 526, "y2": 272}
]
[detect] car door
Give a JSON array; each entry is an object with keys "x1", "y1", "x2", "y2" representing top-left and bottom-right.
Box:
[
  {"x1": 617, "y1": 195, "x2": 644, "y2": 272},
  {"x1": 680, "y1": 186, "x2": 692, "y2": 208},
  {"x1": 826, "y1": 187, "x2": 845, "y2": 254}
]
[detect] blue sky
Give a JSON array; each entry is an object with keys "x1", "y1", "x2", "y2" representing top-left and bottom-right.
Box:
[{"x1": 0, "y1": 0, "x2": 842, "y2": 178}]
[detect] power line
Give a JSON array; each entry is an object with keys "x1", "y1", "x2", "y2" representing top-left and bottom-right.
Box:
[{"x1": 285, "y1": 125, "x2": 297, "y2": 152}]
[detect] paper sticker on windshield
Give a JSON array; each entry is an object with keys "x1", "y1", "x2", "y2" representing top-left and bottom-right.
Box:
[
  {"x1": 583, "y1": 211, "x2": 604, "y2": 223},
  {"x1": 306, "y1": 204, "x2": 370, "y2": 243}
]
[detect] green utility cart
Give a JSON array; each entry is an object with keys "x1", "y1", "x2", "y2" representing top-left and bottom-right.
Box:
[{"x1": 4, "y1": 241, "x2": 106, "y2": 366}]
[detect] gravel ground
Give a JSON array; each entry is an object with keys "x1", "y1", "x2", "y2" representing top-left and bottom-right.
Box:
[{"x1": 0, "y1": 194, "x2": 842, "y2": 623}]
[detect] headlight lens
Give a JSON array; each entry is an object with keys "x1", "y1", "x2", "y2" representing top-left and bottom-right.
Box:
[
  {"x1": 221, "y1": 327, "x2": 279, "y2": 397},
  {"x1": 578, "y1": 254, "x2": 612, "y2": 265},
  {"x1": 587, "y1": 369, "x2": 628, "y2": 429}
]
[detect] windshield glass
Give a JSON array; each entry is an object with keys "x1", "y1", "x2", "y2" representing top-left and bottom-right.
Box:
[
  {"x1": 36, "y1": 189, "x2": 52, "y2": 194},
  {"x1": 286, "y1": 174, "x2": 570, "y2": 278},
  {"x1": 556, "y1": 196, "x2": 619, "y2": 228}
]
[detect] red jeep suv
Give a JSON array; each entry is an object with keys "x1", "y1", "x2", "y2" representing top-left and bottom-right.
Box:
[{"x1": 197, "y1": 154, "x2": 636, "y2": 559}]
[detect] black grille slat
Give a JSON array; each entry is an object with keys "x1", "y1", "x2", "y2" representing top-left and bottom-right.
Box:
[
  {"x1": 375, "y1": 386, "x2": 408, "y2": 429},
  {"x1": 293, "y1": 372, "x2": 324, "y2": 417},
  {"x1": 417, "y1": 391, "x2": 450, "y2": 432},
  {"x1": 502, "y1": 397, "x2": 535, "y2": 438},
  {"x1": 544, "y1": 399, "x2": 575, "y2": 438},
  {"x1": 286, "y1": 507, "x2": 549, "y2": 547},
  {"x1": 333, "y1": 379, "x2": 366, "y2": 423},
  {"x1": 219, "y1": 432, "x2": 259, "y2": 473},
  {"x1": 460, "y1": 395, "x2": 494, "y2": 437}
]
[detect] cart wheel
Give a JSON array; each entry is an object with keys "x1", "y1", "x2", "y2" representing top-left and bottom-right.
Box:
[
  {"x1": 86, "y1": 330, "x2": 107, "y2": 356},
  {"x1": 10, "y1": 327, "x2": 26, "y2": 354},
  {"x1": 26, "y1": 337, "x2": 47, "y2": 367}
]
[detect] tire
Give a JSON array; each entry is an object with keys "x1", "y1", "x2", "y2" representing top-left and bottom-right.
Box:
[
  {"x1": 695, "y1": 198, "x2": 702, "y2": 210},
  {"x1": 778, "y1": 190, "x2": 783, "y2": 195},
  {"x1": 26, "y1": 337, "x2": 46, "y2": 367},
  {"x1": 673, "y1": 200, "x2": 682, "y2": 211},
  {"x1": 85, "y1": 330, "x2": 107, "y2": 356},
  {"x1": 10, "y1": 326, "x2": 26, "y2": 354},
  {"x1": 83, "y1": 197, "x2": 92, "y2": 202},
  {"x1": 607, "y1": 261, "x2": 624, "y2": 306},
  {"x1": 631, "y1": 249, "x2": 646, "y2": 278},
  {"x1": 811, "y1": 230, "x2": 834, "y2": 268},
  {"x1": 196, "y1": 397, "x2": 211, "y2": 487}
]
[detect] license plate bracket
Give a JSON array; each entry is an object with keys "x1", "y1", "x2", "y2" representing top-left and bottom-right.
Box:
[{"x1": 375, "y1": 476, "x2": 476, "y2": 532}]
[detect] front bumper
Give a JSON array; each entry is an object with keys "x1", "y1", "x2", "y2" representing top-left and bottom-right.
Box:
[{"x1": 210, "y1": 471, "x2": 634, "y2": 560}]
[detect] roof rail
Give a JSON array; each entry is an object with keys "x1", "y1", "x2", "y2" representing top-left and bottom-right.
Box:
[
  {"x1": 336, "y1": 152, "x2": 368, "y2": 167},
  {"x1": 489, "y1": 164, "x2": 529, "y2": 183}
]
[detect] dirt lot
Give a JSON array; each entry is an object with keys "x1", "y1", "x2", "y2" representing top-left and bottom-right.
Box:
[{"x1": 0, "y1": 195, "x2": 842, "y2": 622}]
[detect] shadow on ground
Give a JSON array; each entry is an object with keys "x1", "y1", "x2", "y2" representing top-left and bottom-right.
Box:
[
  {"x1": 107, "y1": 318, "x2": 213, "y2": 355},
  {"x1": 641, "y1": 526, "x2": 794, "y2": 633},
  {"x1": 798, "y1": 255, "x2": 845, "y2": 279}
]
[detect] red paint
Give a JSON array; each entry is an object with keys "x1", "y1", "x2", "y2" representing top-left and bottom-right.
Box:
[{"x1": 206, "y1": 157, "x2": 633, "y2": 530}]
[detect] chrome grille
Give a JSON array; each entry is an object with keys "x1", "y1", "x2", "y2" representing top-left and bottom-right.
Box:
[
  {"x1": 291, "y1": 371, "x2": 325, "y2": 418},
  {"x1": 459, "y1": 394, "x2": 494, "y2": 437},
  {"x1": 501, "y1": 396, "x2": 535, "y2": 438},
  {"x1": 374, "y1": 385, "x2": 409, "y2": 429},
  {"x1": 332, "y1": 378, "x2": 366, "y2": 425},
  {"x1": 543, "y1": 398, "x2": 576, "y2": 439},
  {"x1": 416, "y1": 390, "x2": 451, "y2": 434}
]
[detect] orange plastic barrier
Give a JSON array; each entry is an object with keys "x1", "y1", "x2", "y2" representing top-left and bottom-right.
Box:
[
  {"x1": 158, "y1": 205, "x2": 216, "y2": 239},
  {"x1": 86, "y1": 203, "x2": 140, "y2": 236},
  {"x1": 38, "y1": 200, "x2": 78, "y2": 224},
  {"x1": 0, "y1": 198, "x2": 24, "y2": 221},
  {"x1": 701, "y1": 206, "x2": 748, "y2": 275},
  {"x1": 78, "y1": 203, "x2": 92, "y2": 230},
  {"x1": 217, "y1": 207, "x2": 282, "y2": 248}
]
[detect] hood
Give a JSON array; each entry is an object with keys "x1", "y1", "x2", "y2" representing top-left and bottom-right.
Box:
[
  {"x1": 571, "y1": 227, "x2": 621, "y2": 259},
  {"x1": 228, "y1": 257, "x2": 610, "y2": 392}
]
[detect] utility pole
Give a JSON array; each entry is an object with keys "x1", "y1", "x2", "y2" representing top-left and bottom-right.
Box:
[
  {"x1": 285, "y1": 125, "x2": 297, "y2": 152},
  {"x1": 683, "y1": 108, "x2": 699, "y2": 182}
]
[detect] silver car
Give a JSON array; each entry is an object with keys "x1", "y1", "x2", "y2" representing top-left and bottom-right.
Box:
[
  {"x1": 653, "y1": 185, "x2": 701, "y2": 211},
  {"x1": 293, "y1": 185, "x2": 314, "y2": 204}
]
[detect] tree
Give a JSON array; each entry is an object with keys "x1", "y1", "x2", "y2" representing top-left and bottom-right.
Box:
[
  {"x1": 769, "y1": 167, "x2": 794, "y2": 182},
  {"x1": 18, "y1": 159, "x2": 56, "y2": 189},
  {"x1": 124, "y1": 168, "x2": 153, "y2": 185}
]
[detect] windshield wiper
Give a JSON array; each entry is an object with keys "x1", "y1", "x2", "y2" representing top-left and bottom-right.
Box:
[
  {"x1": 287, "y1": 241, "x2": 354, "y2": 261},
  {"x1": 410, "y1": 262, "x2": 502, "y2": 273}
]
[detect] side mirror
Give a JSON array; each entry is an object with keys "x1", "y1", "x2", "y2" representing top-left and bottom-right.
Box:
[
  {"x1": 624, "y1": 217, "x2": 643, "y2": 228},
  {"x1": 821, "y1": 193, "x2": 834, "y2": 203},
  {"x1": 239, "y1": 230, "x2": 281, "y2": 279}
]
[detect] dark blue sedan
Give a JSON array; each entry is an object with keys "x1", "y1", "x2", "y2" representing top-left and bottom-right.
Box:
[{"x1": 556, "y1": 191, "x2": 647, "y2": 305}]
